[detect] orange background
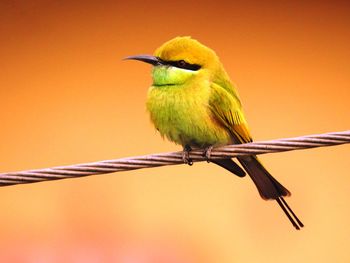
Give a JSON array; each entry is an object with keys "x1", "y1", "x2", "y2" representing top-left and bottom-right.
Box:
[{"x1": 1, "y1": 1, "x2": 350, "y2": 262}]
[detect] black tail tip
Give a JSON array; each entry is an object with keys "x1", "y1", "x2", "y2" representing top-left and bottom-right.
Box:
[
  {"x1": 277, "y1": 197, "x2": 304, "y2": 230},
  {"x1": 294, "y1": 222, "x2": 304, "y2": 230}
]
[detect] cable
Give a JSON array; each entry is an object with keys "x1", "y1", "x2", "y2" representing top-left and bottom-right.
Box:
[{"x1": 0, "y1": 130, "x2": 349, "y2": 187}]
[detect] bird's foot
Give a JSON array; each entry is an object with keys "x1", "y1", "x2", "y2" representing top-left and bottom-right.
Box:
[
  {"x1": 203, "y1": 146, "x2": 214, "y2": 163},
  {"x1": 182, "y1": 145, "x2": 193, "y2": 166}
]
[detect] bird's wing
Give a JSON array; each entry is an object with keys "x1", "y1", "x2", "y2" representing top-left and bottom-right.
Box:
[{"x1": 209, "y1": 82, "x2": 252, "y2": 144}]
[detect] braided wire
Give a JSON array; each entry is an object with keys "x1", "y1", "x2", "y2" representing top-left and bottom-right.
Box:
[{"x1": 0, "y1": 130, "x2": 349, "y2": 187}]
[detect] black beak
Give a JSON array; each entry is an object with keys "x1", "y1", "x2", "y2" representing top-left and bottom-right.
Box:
[{"x1": 124, "y1": 55, "x2": 163, "y2": 66}]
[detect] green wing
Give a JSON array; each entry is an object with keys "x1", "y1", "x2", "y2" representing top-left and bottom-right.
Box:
[
  {"x1": 209, "y1": 82, "x2": 299, "y2": 225},
  {"x1": 209, "y1": 82, "x2": 252, "y2": 144}
]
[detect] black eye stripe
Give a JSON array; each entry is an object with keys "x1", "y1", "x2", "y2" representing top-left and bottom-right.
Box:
[
  {"x1": 168, "y1": 60, "x2": 201, "y2": 71},
  {"x1": 158, "y1": 58, "x2": 201, "y2": 71}
]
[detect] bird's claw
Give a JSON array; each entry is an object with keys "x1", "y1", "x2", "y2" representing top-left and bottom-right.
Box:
[
  {"x1": 182, "y1": 145, "x2": 193, "y2": 166},
  {"x1": 204, "y1": 146, "x2": 214, "y2": 163}
]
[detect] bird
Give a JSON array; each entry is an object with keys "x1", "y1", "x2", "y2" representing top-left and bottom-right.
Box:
[{"x1": 125, "y1": 36, "x2": 303, "y2": 230}]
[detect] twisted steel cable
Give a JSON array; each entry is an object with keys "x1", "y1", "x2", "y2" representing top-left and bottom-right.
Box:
[{"x1": 0, "y1": 130, "x2": 349, "y2": 187}]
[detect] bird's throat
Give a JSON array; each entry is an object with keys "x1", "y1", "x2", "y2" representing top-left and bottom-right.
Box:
[{"x1": 151, "y1": 66, "x2": 196, "y2": 87}]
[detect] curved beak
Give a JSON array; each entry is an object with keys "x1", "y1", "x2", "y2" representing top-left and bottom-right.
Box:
[{"x1": 124, "y1": 55, "x2": 163, "y2": 66}]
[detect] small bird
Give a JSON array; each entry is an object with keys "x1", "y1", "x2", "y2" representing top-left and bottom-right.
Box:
[{"x1": 126, "y1": 36, "x2": 303, "y2": 230}]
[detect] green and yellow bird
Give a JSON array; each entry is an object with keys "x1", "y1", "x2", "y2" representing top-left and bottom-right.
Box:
[{"x1": 126, "y1": 36, "x2": 303, "y2": 230}]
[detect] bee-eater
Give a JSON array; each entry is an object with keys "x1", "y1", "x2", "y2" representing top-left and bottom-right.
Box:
[{"x1": 126, "y1": 36, "x2": 303, "y2": 230}]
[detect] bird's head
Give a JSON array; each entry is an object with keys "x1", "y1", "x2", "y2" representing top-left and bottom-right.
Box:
[{"x1": 125, "y1": 36, "x2": 222, "y2": 87}]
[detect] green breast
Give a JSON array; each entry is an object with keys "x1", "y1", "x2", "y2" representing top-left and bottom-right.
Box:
[{"x1": 146, "y1": 83, "x2": 231, "y2": 148}]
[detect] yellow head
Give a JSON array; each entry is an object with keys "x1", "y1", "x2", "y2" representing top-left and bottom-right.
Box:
[
  {"x1": 154, "y1": 36, "x2": 218, "y2": 68},
  {"x1": 126, "y1": 36, "x2": 227, "y2": 87}
]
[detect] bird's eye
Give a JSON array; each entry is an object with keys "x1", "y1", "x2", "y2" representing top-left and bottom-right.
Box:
[
  {"x1": 165, "y1": 60, "x2": 201, "y2": 71},
  {"x1": 177, "y1": 60, "x2": 187, "y2": 68}
]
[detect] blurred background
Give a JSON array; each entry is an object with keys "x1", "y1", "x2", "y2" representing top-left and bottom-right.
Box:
[{"x1": 0, "y1": 1, "x2": 350, "y2": 262}]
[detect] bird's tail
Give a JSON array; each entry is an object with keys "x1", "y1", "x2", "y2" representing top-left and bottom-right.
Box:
[
  {"x1": 212, "y1": 159, "x2": 246, "y2": 177},
  {"x1": 238, "y1": 156, "x2": 304, "y2": 230}
]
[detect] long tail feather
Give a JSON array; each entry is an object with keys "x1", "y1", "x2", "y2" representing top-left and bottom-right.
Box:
[
  {"x1": 212, "y1": 159, "x2": 246, "y2": 177},
  {"x1": 237, "y1": 156, "x2": 303, "y2": 230}
]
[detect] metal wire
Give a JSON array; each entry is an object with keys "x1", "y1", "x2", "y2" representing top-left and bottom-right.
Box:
[{"x1": 1, "y1": 130, "x2": 349, "y2": 187}]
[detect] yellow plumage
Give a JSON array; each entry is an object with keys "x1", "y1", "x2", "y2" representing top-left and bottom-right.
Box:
[
  {"x1": 126, "y1": 36, "x2": 303, "y2": 229},
  {"x1": 148, "y1": 36, "x2": 251, "y2": 147}
]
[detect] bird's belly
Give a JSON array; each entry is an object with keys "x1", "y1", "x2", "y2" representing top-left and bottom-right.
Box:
[{"x1": 146, "y1": 86, "x2": 231, "y2": 148}]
